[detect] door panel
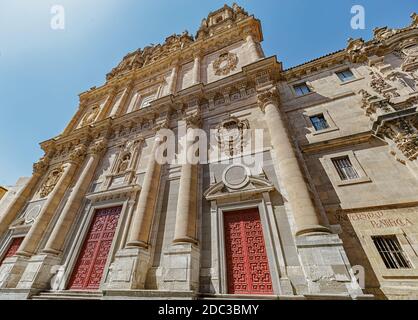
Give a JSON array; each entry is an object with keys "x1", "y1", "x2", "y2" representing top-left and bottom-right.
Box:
[
  {"x1": 68, "y1": 206, "x2": 122, "y2": 290},
  {"x1": 224, "y1": 209, "x2": 273, "y2": 295},
  {"x1": 0, "y1": 237, "x2": 24, "y2": 266}
]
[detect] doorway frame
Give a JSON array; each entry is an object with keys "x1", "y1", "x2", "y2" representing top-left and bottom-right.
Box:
[
  {"x1": 60, "y1": 200, "x2": 129, "y2": 291},
  {"x1": 212, "y1": 194, "x2": 287, "y2": 296}
]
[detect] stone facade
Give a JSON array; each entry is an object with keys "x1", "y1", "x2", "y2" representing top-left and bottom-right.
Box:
[
  {"x1": 0, "y1": 187, "x2": 6, "y2": 201},
  {"x1": 0, "y1": 5, "x2": 417, "y2": 300}
]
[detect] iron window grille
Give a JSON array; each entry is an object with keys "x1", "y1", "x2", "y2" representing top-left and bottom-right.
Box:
[
  {"x1": 332, "y1": 156, "x2": 360, "y2": 181},
  {"x1": 372, "y1": 236, "x2": 412, "y2": 269}
]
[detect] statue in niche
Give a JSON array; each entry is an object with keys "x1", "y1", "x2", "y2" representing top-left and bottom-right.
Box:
[
  {"x1": 39, "y1": 167, "x2": 64, "y2": 198},
  {"x1": 117, "y1": 154, "x2": 131, "y2": 174},
  {"x1": 81, "y1": 105, "x2": 100, "y2": 127}
]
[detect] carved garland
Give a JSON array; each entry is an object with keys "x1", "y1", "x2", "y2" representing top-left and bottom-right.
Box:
[{"x1": 213, "y1": 52, "x2": 239, "y2": 76}]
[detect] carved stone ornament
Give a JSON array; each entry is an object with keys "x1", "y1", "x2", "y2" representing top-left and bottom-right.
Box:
[
  {"x1": 90, "y1": 139, "x2": 108, "y2": 155},
  {"x1": 33, "y1": 156, "x2": 50, "y2": 175},
  {"x1": 117, "y1": 154, "x2": 131, "y2": 174},
  {"x1": 369, "y1": 71, "x2": 400, "y2": 99},
  {"x1": 401, "y1": 46, "x2": 418, "y2": 73},
  {"x1": 358, "y1": 89, "x2": 392, "y2": 118},
  {"x1": 257, "y1": 87, "x2": 279, "y2": 111},
  {"x1": 106, "y1": 32, "x2": 194, "y2": 80},
  {"x1": 183, "y1": 112, "x2": 202, "y2": 129},
  {"x1": 39, "y1": 167, "x2": 64, "y2": 198},
  {"x1": 69, "y1": 145, "x2": 88, "y2": 164},
  {"x1": 24, "y1": 205, "x2": 42, "y2": 224},
  {"x1": 381, "y1": 118, "x2": 418, "y2": 161},
  {"x1": 346, "y1": 38, "x2": 367, "y2": 63},
  {"x1": 213, "y1": 52, "x2": 239, "y2": 76},
  {"x1": 216, "y1": 117, "x2": 250, "y2": 157},
  {"x1": 81, "y1": 105, "x2": 100, "y2": 127}
]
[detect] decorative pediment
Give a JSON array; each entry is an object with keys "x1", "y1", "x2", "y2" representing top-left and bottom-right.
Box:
[{"x1": 204, "y1": 174, "x2": 275, "y2": 201}]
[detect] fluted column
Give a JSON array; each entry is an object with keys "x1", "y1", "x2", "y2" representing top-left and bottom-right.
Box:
[
  {"x1": 258, "y1": 87, "x2": 330, "y2": 236},
  {"x1": 16, "y1": 146, "x2": 87, "y2": 257},
  {"x1": 126, "y1": 136, "x2": 163, "y2": 248},
  {"x1": 42, "y1": 140, "x2": 107, "y2": 255},
  {"x1": 192, "y1": 54, "x2": 201, "y2": 85},
  {"x1": 0, "y1": 156, "x2": 51, "y2": 239},
  {"x1": 173, "y1": 117, "x2": 200, "y2": 244},
  {"x1": 245, "y1": 33, "x2": 263, "y2": 61}
]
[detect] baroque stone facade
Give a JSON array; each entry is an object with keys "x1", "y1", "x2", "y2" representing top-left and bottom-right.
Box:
[{"x1": 0, "y1": 4, "x2": 417, "y2": 300}]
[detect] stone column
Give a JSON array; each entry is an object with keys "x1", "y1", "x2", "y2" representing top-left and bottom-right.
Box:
[
  {"x1": 245, "y1": 33, "x2": 263, "y2": 61},
  {"x1": 0, "y1": 156, "x2": 50, "y2": 239},
  {"x1": 126, "y1": 136, "x2": 163, "y2": 248},
  {"x1": 192, "y1": 54, "x2": 201, "y2": 85},
  {"x1": 107, "y1": 134, "x2": 164, "y2": 290},
  {"x1": 16, "y1": 146, "x2": 86, "y2": 257},
  {"x1": 161, "y1": 115, "x2": 200, "y2": 292},
  {"x1": 173, "y1": 117, "x2": 200, "y2": 245},
  {"x1": 42, "y1": 140, "x2": 107, "y2": 255},
  {"x1": 258, "y1": 87, "x2": 330, "y2": 236},
  {"x1": 168, "y1": 64, "x2": 179, "y2": 95}
]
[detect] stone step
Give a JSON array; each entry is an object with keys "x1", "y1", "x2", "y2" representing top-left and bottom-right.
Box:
[
  {"x1": 199, "y1": 294, "x2": 281, "y2": 300},
  {"x1": 32, "y1": 290, "x2": 103, "y2": 300}
]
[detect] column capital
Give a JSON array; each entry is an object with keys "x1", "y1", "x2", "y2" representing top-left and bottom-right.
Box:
[
  {"x1": 89, "y1": 138, "x2": 108, "y2": 156},
  {"x1": 32, "y1": 156, "x2": 50, "y2": 176},
  {"x1": 68, "y1": 144, "x2": 88, "y2": 165},
  {"x1": 154, "y1": 118, "x2": 170, "y2": 133},
  {"x1": 193, "y1": 49, "x2": 204, "y2": 59},
  {"x1": 257, "y1": 86, "x2": 280, "y2": 112},
  {"x1": 183, "y1": 112, "x2": 202, "y2": 129}
]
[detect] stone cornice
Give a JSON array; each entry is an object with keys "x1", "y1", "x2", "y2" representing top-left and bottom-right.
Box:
[
  {"x1": 283, "y1": 12, "x2": 417, "y2": 81},
  {"x1": 50, "y1": 56, "x2": 281, "y2": 149},
  {"x1": 300, "y1": 131, "x2": 373, "y2": 154}
]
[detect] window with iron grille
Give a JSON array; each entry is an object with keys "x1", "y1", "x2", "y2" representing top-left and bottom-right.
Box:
[
  {"x1": 332, "y1": 156, "x2": 360, "y2": 180},
  {"x1": 293, "y1": 83, "x2": 311, "y2": 96},
  {"x1": 336, "y1": 69, "x2": 355, "y2": 82},
  {"x1": 310, "y1": 114, "x2": 329, "y2": 131},
  {"x1": 372, "y1": 236, "x2": 412, "y2": 269}
]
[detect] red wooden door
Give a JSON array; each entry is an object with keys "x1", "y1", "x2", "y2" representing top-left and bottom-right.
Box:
[
  {"x1": 0, "y1": 237, "x2": 24, "y2": 266},
  {"x1": 68, "y1": 206, "x2": 122, "y2": 290},
  {"x1": 224, "y1": 209, "x2": 273, "y2": 295}
]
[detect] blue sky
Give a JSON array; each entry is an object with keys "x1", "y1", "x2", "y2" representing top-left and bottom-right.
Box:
[{"x1": 0, "y1": 0, "x2": 416, "y2": 186}]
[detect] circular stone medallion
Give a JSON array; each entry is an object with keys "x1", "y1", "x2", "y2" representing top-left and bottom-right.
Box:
[{"x1": 222, "y1": 164, "x2": 250, "y2": 190}]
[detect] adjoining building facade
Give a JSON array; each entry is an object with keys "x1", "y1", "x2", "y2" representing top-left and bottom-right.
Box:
[{"x1": 0, "y1": 4, "x2": 417, "y2": 300}]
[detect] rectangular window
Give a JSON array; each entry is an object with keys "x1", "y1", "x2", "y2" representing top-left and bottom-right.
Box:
[
  {"x1": 332, "y1": 156, "x2": 360, "y2": 181},
  {"x1": 372, "y1": 236, "x2": 412, "y2": 269},
  {"x1": 140, "y1": 93, "x2": 156, "y2": 109},
  {"x1": 310, "y1": 114, "x2": 329, "y2": 131},
  {"x1": 336, "y1": 69, "x2": 355, "y2": 82},
  {"x1": 293, "y1": 83, "x2": 311, "y2": 96}
]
